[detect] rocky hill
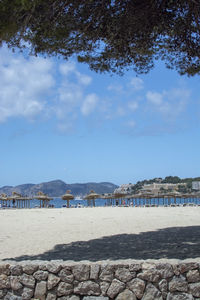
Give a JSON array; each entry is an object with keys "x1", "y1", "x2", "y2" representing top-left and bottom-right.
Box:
[{"x1": 0, "y1": 180, "x2": 118, "y2": 197}]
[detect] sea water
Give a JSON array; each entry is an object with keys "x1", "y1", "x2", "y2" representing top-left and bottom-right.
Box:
[
  {"x1": 29, "y1": 197, "x2": 199, "y2": 209},
  {"x1": 30, "y1": 198, "x2": 105, "y2": 208}
]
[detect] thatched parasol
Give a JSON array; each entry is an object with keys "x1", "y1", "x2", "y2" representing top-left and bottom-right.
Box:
[
  {"x1": 102, "y1": 193, "x2": 115, "y2": 206},
  {"x1": 84, "y1": 190, "x2": 100, "y2": 207},
  {"x1": 62, "y1": 190, "x2": 74, "y2": 208},
  {"x1": 35, "y1": 191, "x2": 52, "y2": 208},
  {"x1": 0, "y1": 193, "x2": 7, "y2": 200},
  {"x1": 0, "y1": 193, "x2": 8, "y2": 207},
  {"x1": 113, "y1": 191, "x2": 127, "y2": 206},
  {"x1": 8, "y1": 192, "x2": 24, "y2": 208},
  {"x1": 139, "y1": 192, "x2": 155, "y2": 206},
  {"x1": 125, "y1": 193, "x2": 143, "y2": 206}
]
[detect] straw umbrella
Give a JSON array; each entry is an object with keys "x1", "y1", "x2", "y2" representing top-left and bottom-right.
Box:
[
  {"x1": 194, "y1": 192, "x2": 200, "y2": 205},
  {"x1": 35, "y1": 191, "x2": 52, "y2": 208},
  {"x1": 125, "y1": 193, "x2": 140, "y2": 206},
  {"x1": 113, "y1": 192, "x2": 127, "y2": 206},
  {"x1": 102, "y1": 193, "x2": 114, "y2": 206},
  {"x1": 164, "y1": 191, "x2": 180, "y2": 206},
  {"x1": 8, "y1": 192, "x2": 24, "y2": 208},
  {"x1": 62, "y1": 190, "x2": 74, "y2": 208},
  {"x1": 139, "y1": 192, "x2": 154, "y2": 207},
  {"x1": 181, "y1": 193, "x2": 190, "y2": 206},
  {"x1": 84, "y1": 190, "x2": 100, "y2": 207},
  {"x1": 125, "y1": 194, "x2": 134, "y2": 206},
  {"x1": 0, "y1": 193, "x2": 8, "y2": 208}
]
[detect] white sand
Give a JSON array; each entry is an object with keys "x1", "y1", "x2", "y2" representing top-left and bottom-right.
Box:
[{"x1": 0, "y1": 206, "x2": 200, "y2": 261}]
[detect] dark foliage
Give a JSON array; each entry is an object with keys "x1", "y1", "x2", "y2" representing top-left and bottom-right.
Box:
[{"x1": 0, "y1": 0, "x2": 200, "y2": 75}]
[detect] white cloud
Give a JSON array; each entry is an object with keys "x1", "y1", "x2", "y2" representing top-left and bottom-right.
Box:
[
  {"x1": 128, "y1": 101, "x2": 139, "y2": 111},
  {"x1": 0, "y1": 51, "x2": 54, "y2": 122},
  {"x1": 126, "y1": 120, "x2": 136, "y2": 128},
  {"x1": 146, "y1": 91, "x2": 163, "y2": 106},
  {"x1": 81, "y1": 94, "x2": 98, "y2": 116},
  {"x1": 130, "y1": 77, "x2": 144, "y2": 91},
  {"x1": 76, "y1": 72, "x2": 92, "y2": 86},
  {"x1": 107, "y1": 84, "x2": 123, "y2": 93},
  {"x1": 146, "y1": 88, "x2": 190, "y2": 118},
  {"x1": 59, "y1": 62, "x2": 76, "y2": 75},
  {"x1": 0, "y1": 46, "x2": 95, "y2": 129},
  {"x1": 59, "y1": 62, "x2": 92, "y2": 86},
  {"x1": 116, "y1": 106, "x2": 126, "y2": 117}
]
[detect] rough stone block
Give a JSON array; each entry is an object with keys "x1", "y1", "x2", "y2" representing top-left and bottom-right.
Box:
[
  {"x1": 23, "y1": 264, "x2": 38, "y2": 275},
  {"x1": 90, "y1": 264, "x2": 100, "y2": 280},
  {"x1": 10, "y1": 276, "x2": 23, "y2": 291},
  {"x1": 46, "y1": 291, "x2": 57, "y2": 300},
  {"x1": 178, "y1": 263, "x2": 199, "y2": 274},
  {"x1": 46, "y1": 263, "x2": 62, "y2": 274},
  {"x1": 5, "y1": 293, "x2": 22, "y2": 300},
  {"x1": 107, "y1": 279, "x2": 125, "y2": 299},
  {"x1": 47, "y1": 273, "x2": 61, "y2": 290},
  {"x1": 34, "y1": 281, "x2": 47, "y2": 299},
  {"x1": 141, "y1": 283, "x2": 163, "y2": 300},
  {"x1": 100, "y1": 281, "x2": 110, "y2": 296},
  {"x1": 58, "y1": 296, "x2": 80, "y2": 300},
  {"x1": 72, "y1": 265, "x2": 90, "y2": 281},
  {"x1": 0, "y1": 264, "x2": 10, "y2": 275},
  {"x1": 116, "y1": 289, "x2": 137, "y2": 300},
  {"x1": 11, "y1": 265, "x2": 23, "y2": 276},
  {"x1": 169, "y1": 276, "x2": 188, "y2": 293},
  {"x1": 127, "y1": 278, "x2": 145, "y2": 299},
  {"x1": 99, "y1": 265, "x2": 114, "y2": 282},
  {"x1": 82, "y1": 297, "x2": 108, "y2": 300},
  {"x1": 0, "y1": 289, "x2": 6, "y2": 299},
  {"x1": 74, "y1": 281, "x2": 100, "y2": 296},
  {"x1": 115, "y1": 267, "x2": 134, "y2": 282},
  {"x1": 20, "y1": 274, "x2": 35, "y2": 289},
  {"x1": 166, "y1": 292, "x2": 194, "y2": 300},
  {"x1": 33, "y1": 270, "x2": 49, "y2": 281},
  {"x1": 57, "y1": 282, "x2": 73, "y2": 296},
  {"x1": 156, "y1": 264, "x2": 174, "y2": 279},
  {"x1": 158, "y1": 279, "x2": 168, "y2": 293},
  {"x1": 59, "y1": 267, "x2": 74, "y2": 283},
  {"x1": 22, "y1": 287, "x2": 34, "y2": 300},
  {"x1": 142, "y1": 263, "x2": 156, "y2": 270},
  {"x1": 189, "y1": 282, "x2": 200, "y2": 297},
  {"x1": 0, "y1": 274, "x2": 11, "y2": 289},
  {"x1": 65, "y1": 296, "x2": 80, "y2": 300},
  {"x1": 129, "y1": 263, "x2": 142, "y2": 272},
  {"x1": 138, "y1": 269, "x2": 160, "y2": 283},
  {"x1": 186, "y1": 270, "x2": 200, "y2": 283}
]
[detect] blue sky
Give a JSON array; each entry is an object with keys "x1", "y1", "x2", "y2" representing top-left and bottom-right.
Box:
[{"x1": 0, "y1": 45, "x2": 200, "y2": 187}]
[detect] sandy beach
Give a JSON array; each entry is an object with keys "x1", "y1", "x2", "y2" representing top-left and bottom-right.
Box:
[{"x1": 0, "y1": 206, "x2": 200, "y2": 262}]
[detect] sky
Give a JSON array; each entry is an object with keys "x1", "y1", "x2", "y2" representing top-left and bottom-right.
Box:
[{"x1": 0, "y1": 45, "x2": 200, "y2": 187}]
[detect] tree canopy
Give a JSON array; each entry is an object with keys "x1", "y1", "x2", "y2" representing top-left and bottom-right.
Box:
[{"x1": 0, "y1": 0, "x2": 200, "y2": 75}]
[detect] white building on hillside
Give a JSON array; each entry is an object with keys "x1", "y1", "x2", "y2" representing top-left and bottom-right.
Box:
[
  {"x1": 114, "y1": 183, "x2": 135, "y2": 194},
  {"x1": 142, "y1": 182, "x2": 186, "y2": 193},
  {"x1": 192, "y1": 181, "x2": 200, "y2": 190}
]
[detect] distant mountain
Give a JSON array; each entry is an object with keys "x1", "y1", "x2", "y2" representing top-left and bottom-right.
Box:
[{"x1": 0, "y1": 180, "x2": 118, "y2": 197}]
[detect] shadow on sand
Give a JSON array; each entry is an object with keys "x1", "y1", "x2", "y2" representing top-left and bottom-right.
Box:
[{"x1": 4, "y1": 226, "x2": 200, "y2": 262}]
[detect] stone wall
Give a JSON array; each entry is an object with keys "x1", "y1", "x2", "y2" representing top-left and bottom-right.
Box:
[{"x1": 0, "y1": 261, "x2": 200, "y2": 300}]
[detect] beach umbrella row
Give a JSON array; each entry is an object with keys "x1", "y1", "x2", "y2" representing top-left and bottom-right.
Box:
[
  {"x1": 0, "y1": 191, "x2": 52, "y2": 208},
  {"x1": 1, "y1": 189, "x2": 200, "y2": 209},
  {"x1": 61, "y1": 190, "x2": 100, "y2": 208},
  {"x1": 0, "y1": 192, "x2": 31, "y2": 208}
]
